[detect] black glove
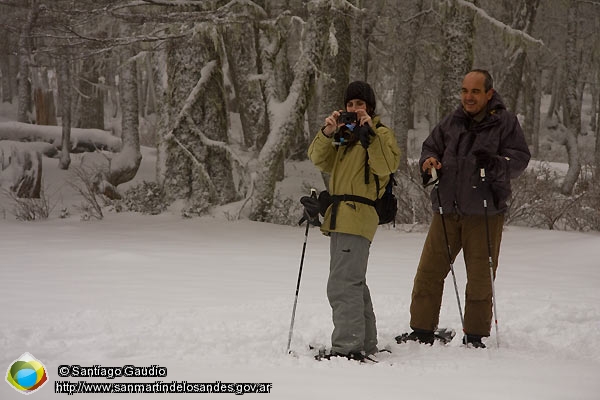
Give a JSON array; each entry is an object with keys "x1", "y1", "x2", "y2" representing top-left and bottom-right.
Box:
[
  {"x1": 354, "y1": 124, "x2": 374, "y2": 149},
  {"x1": 317, "y1": 190, "x2": 332, "y2": 217},
  {"x1": 473, "y1": 150, "x2": 494, "y2": 170},
  {"x1": 421, "y1": 168, "x2": 441, "y2": 187},
  {"x1": 299, "y1": 193, "x2": 321, "y2": 226}
]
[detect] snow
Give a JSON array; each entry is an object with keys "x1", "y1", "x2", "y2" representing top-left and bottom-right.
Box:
[
  {"x1": 1, "y1": 148, "x2": 599, "y2": 399},
  {"x1": 0, "y1": 121, "x2": 121, "y2": 152}
]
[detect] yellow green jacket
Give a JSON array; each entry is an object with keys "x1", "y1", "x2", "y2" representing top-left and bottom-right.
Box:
[{"x1": 308, "y1": 116, "x2": 400, "y2": 241}]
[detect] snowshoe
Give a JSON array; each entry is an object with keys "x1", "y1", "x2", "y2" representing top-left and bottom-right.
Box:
[{"x1": 395, "y1": 327, "x2": 455, "y2": 345}]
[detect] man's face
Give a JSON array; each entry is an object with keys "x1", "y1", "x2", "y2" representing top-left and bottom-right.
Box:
[{"x1": 461, "y1": 72, "x2": 493, "y2": 116}]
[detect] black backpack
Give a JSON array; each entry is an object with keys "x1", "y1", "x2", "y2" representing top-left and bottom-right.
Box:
[{"x1": 374, "y1": 173, "x2": 397, "y2": 225}]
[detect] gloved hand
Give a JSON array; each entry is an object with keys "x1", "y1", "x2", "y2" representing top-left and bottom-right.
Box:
[
  {"x1": 421, "y1": 168, "x2": 441, "y2": 187},
  {"x1": 473, "y1": 150, "x2": 494, "y2": 170},
  {"x1": 354, "y1": 124, "x2": 374, "y2": 149},
  {"x1": 299, "y1": 192, "x2": 321, "y2": 226},
  {"x1": 317, "y1": 190, "x2": 332, "y2": 217}
]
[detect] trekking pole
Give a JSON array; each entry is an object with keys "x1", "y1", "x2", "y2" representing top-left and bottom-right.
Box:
[
  {"x1": 430, "y1": 168, "x2": 466, "y2": 335},
  {"x1": 480, "y1": 167, "x2": 500, "y2": 348},
  {"x1": 286, "y1": 189, "x2": 316, "y2": 354}
]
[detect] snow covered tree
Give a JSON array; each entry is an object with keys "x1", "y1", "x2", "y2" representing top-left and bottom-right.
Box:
[
  {"x1": 438, "y1": 0, "x2": 475, "y2": 118},
  {"x1": 222, "y1": 21, "x2": 268, "y2": 150},
  {"x1": 103, "y1": 41, "x2": 141, "y2": 191},
  {"x1": 248, "y1": 1, "x2": 331, "y2": 221},
  {"x1": 158, "y1": 25, "x2": 236, "y2": 212},
  {"x1": 392, "y1": 0, "x2": 425, "y2": 169},
  {"x1": 496, "y1": 0, "x2": 540, "y2": 113}
]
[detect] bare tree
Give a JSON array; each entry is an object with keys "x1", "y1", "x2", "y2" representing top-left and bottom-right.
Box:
[
  {"x1": 392, "y1": 0, "x2": 425, "y2": 170},
  {"x1": 57, "y1": 57, "x2": 72, "y2": 170},
  {"x1": 17, "y1": 1, "x2": 40, "y2": 123},
  {"x1": 496, "y1": 0, "x2": 541, "y2": 113},
  {"x1": 561, "y1": 0, "x2": 581, "y2": 194}
]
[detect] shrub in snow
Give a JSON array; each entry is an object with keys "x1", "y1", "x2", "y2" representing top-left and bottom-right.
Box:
[
  {"x1": 259, "y1": 191, "x2": 303, "y2": 226},
  {"x1": 123, "y1": 181, "x2": 168, "y2": 215}
]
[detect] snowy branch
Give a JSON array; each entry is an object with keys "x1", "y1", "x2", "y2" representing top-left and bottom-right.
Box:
[
  {"x1": 184, "y1": 115, "x2": 245, "y2": 168},
  {"x1": 0, "y1": 0, "x2": 25, "y2": 7},
  {"x1": 108, "y1": 0, "x2": 266, "y2": 24},
  {"x1": 402, "y1": 7, "x2": 437, "y2": 23},
  {"x1": 170, "y1": 135, "x2": 217, "y2": 195},
  {"x1": 577, "y1": 0, "x2": 600, "y2": 6},
  {"x1": 452, "y1": 0, "x2": 544, "y2": 47},
  {"x1": 164, "y1": 60, "x2": 244, "y2": 193},
  {"x1": 170, "y1": 60, "x2": 218, "y2": 137}
]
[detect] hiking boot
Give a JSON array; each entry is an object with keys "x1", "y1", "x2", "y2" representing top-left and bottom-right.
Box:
[
  {"x1": 395, "y1": 329, "x2": 435, "y2": 345},
  {"x1": 320, "y1": 351, "x2": 366, "y2": 362},
  {"x1": 463, "y1": 334, "x2": 486, "y2": 348}
]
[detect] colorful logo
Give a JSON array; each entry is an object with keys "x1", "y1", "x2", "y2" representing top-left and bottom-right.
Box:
[{"x1": 5, "y1": 353, "x2": 48, "y2": 395}]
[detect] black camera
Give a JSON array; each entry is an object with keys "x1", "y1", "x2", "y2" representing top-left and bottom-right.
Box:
[{"x1": 338, "y1": 112, "x2": 357, "y2": 125}]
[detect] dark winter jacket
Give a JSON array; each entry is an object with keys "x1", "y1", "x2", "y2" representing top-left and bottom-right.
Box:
[{"x1": 420, "y1": 92, "x2": 530, "y2": 215}]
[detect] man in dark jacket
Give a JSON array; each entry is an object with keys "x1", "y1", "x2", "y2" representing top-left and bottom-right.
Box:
[{"x1": 399, "y1": 69, "x2": 530, "y2": 348}]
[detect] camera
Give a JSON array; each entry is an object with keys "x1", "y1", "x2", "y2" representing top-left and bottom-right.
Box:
[{"x1": 338, "y1": 112, "x2": 357, "y2": 125}]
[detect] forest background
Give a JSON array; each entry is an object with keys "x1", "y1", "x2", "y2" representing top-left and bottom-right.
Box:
[{"x1": 0, "y1": 0, "x2": 599, "y2": 231}]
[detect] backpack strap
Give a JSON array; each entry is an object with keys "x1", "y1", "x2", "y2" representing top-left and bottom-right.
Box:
[
  {"x1": 363, "y1": 122, "x2": 385, "y2": 185},
  {"x1": 329, "y1": 194, "x2": 376, "y2": 230}
]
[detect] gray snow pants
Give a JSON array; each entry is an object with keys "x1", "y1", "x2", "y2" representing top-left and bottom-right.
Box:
[{"x1": 327, "y1": 232, "x2": 377, "y2": 355}]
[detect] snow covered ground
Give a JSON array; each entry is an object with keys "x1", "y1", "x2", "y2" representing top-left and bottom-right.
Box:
[{"x1": 1, "y1": 197, "x2": 599, "y2": 399}]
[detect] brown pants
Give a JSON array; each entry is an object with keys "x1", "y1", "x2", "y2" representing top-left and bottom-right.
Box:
[{"x1": 410, "y1": 213, "x2": 504, "y2": 336}]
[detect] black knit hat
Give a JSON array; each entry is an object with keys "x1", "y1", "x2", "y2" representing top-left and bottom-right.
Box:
[{"x1": 344, "y1": 81, "x2": 376, "y2": 114}]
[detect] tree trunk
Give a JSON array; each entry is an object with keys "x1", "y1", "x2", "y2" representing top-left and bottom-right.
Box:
[
  {"x1": 0, "y1": 30, "x2": 13, "y2": 103},
  {"x1": 349, "y1": 4, "x2": 373, "y2": 81},
  {"x1": 34, "y1": 88, "x2": 57, "y2": 126},
  {"x1": 105, "y1": 46, "x2": 142, "y2": 188},
  {"x1": 17, "y1": 1, "x2": 40, "y2": 123},
  {"x1": 309, "y1": 8, "x2": 351, "y2": 184},
  {"x1": 152, "y1": 49, "x2": 170, "y2": 187},
  {"x1": 524, "y1": 58, "x2": 542, "y2": 157},
  {"x1": 496, "y1": 0, "x2": 540, "y2": 113},
  {"x1": 161, "y1": 26, "x2": 235, "y2": 210},
  {"x1": 393, "y1": 0, "x2": 423, "y2": 170},
  {"x1": 222, "y1": 22, "x2": 268, "y2": 151},
  {"x1": 57, "y1": 57, "x2": 72, "y2": 170},
  {"x1": 439, "y1": 1, "x2": 475, "y2": 118},
  {"x1": 561, "y1": 1, "x2": 581, "y2": 195},
  {"x1": 546, "y1": 63, "x2": 564, "y2": 121},
  {"x1": 595, "y1": 78, "x2": 600, "y2": 172},
  {"x1": 142, "y1": 55, "x2": 157, "y2": 116},
  {"x1": 75, "y1": 56, "x2": 105, "y2": 129}
]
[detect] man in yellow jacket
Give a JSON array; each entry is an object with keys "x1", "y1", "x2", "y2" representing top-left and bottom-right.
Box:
[{"x1": 308, "y1": 81, "x2": 400, "y2": 360}]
